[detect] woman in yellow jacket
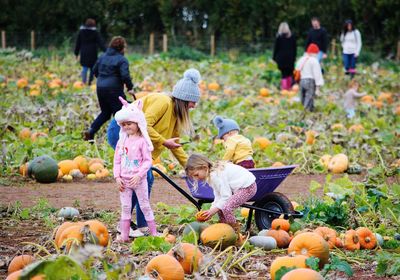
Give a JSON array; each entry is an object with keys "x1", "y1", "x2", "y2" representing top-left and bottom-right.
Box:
[{"x1": 108, "y1": 68, "x2": 201, "y2": 236}]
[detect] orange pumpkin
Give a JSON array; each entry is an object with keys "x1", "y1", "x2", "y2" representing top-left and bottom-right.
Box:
[
  {"x1": 253, "y1": 137, "x2": 271, "y2": 150},
  {"x1": 356, "y1": 227, "x2": 377, "y2": 249},
  {"x1": 84, "y1": 220, "x2": 109, "y2": 246},
  {"x1": 360, "y1": 95, "x2": 375, "y2": 104},
  {"x1": 19, "y1": 128, "x2": 31, "y2": 140},
  {"x1": 319, "y1": 154, "x2": 332, "y2": 169},
  {"x1": 57, "y1": 225, "x2": 83, "y2": 249},
  {"x1": 259, "y1": 88, "x2": 269, "y2": 97},
  {"x1": 95, "y1": 168, "x2": 110, "y2": 179},
  {"x1": 89, "y1": 162, "x2": 105, "y2": 174},
  {"x1": 270, "y1": 255, "x2": 308, "y2": 280},
  {"x1": 200, "y1": 223, "x2": 237, "y2": 249},
  {"x1": 267, "y1": 229, "x2": 291, "y2": 248},
  {"x1": 195, "y1": 210, "x2": 208, "y2": 222},
  {"x1": 305, "y1": 130, "x2": 316, "y2": 145},
  {"x1": 288, "y1": 232, "x2": 330, "y2": 267},
  {"x1": 54, "y1": 221, "x2": 83, "y2": 247},
  {"x1": 271, "y1": 218, "x2": 290, "y2": 232},
  {"x1": 88, "y1": 158, "x2": 104, "y2": 167},
  {"x1": 207, "y1": 82, "x2": 220, "y2": 91},
  {"x1": 58, "y1": 160, "x2": 79, "y2": 175},
  {"x1": 73, "y1": 155, "x2": 89, "y2": 174},
  {"x1": 8, "y1": 255, "x2": 35, "y2": 275},
  {"x1": 378, "y1": 92, "x2": 393, "y2": 104},
  {"x1": 145, "y1": 254, "x2": 185, "y2": 280},
  {"x1": 30, "y1": 132, "x2": 48, "y2": 142},
  {"x1": 6, "y1": 269, "x2": 22, "y2": 280},
  {"x1": 165, "y1": 234, "x2": 176, "y2": 244},
  {"x1": 281, "y1": 268, "x2": 324, "y2": 280},
  {"x1": 314, "y1": 227, "x2": 337, "y2": 249},
  {"x1": 335, "y1": 237, "x2": 343, "y2": 248},
  {"x1": 344, "y1": 230, "x2": 360, "y2": 251},
  {"x1": 328, "y1": 153, "x2": 348, "y2": 174},
  {"x1": 167, "y1": 242, "x2": 203, "y2": 274}
]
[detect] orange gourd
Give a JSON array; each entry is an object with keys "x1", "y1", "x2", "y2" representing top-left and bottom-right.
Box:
[
  {"x1": 95, "y1": 168, "x2": 110, "y2": 179},
  {"x1": 84, "y1": 220, "x2": 109, "y2": 247},
  {"x1": 253, "y1": 137, "x2": 272, "y2": 150},
  {"x1": 335, "y1": 237, "x2": 343, "y2": 248},
  {"x1": 270, "y1": 255, "x2": 308, "y2": 280},
  {"x1": 305, "y1": 130, "x2": 316, "y2": 145},
  {"x1": 57, "y1": 225, "x2": 84, "y2": 249},
  {"x1": 165, "y1": 234, "x2": 176, "y2": 244},
  {"x1": 89, "y1": 162, "x2": 104, "y2": 174},
  {"x1": 19, "y1": 128, "x2": 31, "y2": 140},
  {"x1": 314, "y1": 227, "x2": 337, "y2": 249},
  {"x1": 271, "y1": 218, "x2": 290, "y2": 232},
  {"x1": 54, "y1": 221, "x2": 83, "y2": 247},
  {"x1": 168, "y1": 242, "x2": 203, "y2": 274},
  {"x1": 281, "y1": 268, "x2": 324, "y2": 280},
  {"x1": 73, "y1": 155, "x2": 89, "y2": 174},
  {"x1": 200, "y1": 223, "x2": 237, "y2": 249},
  {"x1": 288, "y1": 232, "x2": 330, "y2": 267},
  {"x1": 6, "y1": 269, "x2": 22, "y2": 280},
  {"x1": 58, "y1": 160, "x2": 79, "y2": 175},
  {"x1": 145, "y1": 254, "x2": 185, "y2": 280},
  {"x1": 267, "y1": 229, "x2": 291, "y2": 248},
  {"x1": 195, "y1": 210, "x2": 208, "y2": 222},
  {"x1": 8, "y1": 255, "x2": 35, "y2": 275},
  {"x1": 356, "y1": 227, "x2": 377, "y2": 249},
  {"x1": 344, "y1": 230, "x2": 360, "y2": 251},
  {"x1": 88, "y1": 158, "x2": 104, "y2": 167}
]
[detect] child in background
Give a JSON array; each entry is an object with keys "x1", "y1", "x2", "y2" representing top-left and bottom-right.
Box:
[
  {"x1": 185, "y1": 153, "x2": 257, "y2": 233},
  {"x1": 295, "y1": 43, "x2": 324, "y2": 111},
  {"x1": 213, "y1": 116, "x2": 255, "y2": 169},
  {"x1": 343, "y1": 79, "x2": 366, "y2": 118},
  {"x1": 113, "y1": 97, "x2": 158, "y2": 242}
]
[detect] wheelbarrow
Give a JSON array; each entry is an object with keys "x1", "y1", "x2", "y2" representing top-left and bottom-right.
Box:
[{"x1": 151, "y1": 165, "x2": 303, "y2": 231}]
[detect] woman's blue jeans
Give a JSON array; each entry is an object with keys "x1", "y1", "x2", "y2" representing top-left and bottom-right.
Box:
[
  {"x1": 81, "y1": 66, "x2": 94, "y2": 85},
  {"x1": 107, "y1": 118, "x2": 154, "y2": 227},
  {"x1": 342, "y1": 53, "x2": 357, "y2": 72}
]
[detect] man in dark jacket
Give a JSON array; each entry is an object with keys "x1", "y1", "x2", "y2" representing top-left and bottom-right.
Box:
[
  {"x1": 74, "y1": 18, "x2": 106, "y2": 85},
  {"x1": 305, "y1": 17, "x2": 328, "y2": 63}
]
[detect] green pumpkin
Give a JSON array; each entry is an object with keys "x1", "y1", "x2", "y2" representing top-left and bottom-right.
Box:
[
  {"x1": 289, "y1": 219, "x2": 303, "y2": 234},
  {"x1": 58, "y1": 207, "x2": 80, "y2": 219},
  {"x1": 28, "y1": 155, "x2": 58, "y2": 183},
  {"x1": 183, "y1": 221, "x2": 209, "y2": 239},
  {"x1": 346, "y1": 164, "x2": 362, "y2": 174}
]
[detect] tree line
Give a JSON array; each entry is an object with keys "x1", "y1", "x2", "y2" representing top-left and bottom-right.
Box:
[{"x1": 1, "y1": 0, "x2": 399, "y2": 56}]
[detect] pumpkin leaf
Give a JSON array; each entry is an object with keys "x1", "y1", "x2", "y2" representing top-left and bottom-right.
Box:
[
  {"x1": 131, "y1": 236, "x2": 173, "y2": 254},
  {"x1": 275, "y1": 266, "x2": 297, "y2": 280},
  {"x1": 322, "y1": 255, "x2": 353, "y2": 277},
  {"x1": 305, "y1": 256, "x2": 320, "y2": 271}
]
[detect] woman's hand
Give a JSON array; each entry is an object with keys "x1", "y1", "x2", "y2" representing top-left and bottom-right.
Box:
[
  {"x1": 129, "y1": 175, "x2": 141, "y2": 187},
  {"x1": 116, "y1": 178, "x2": 125, "y2": 192},
  {"x1": 202, "y1": 207, "x2": 219, "y2": 220},
  {"x1": 163, "y1": 137, "x2": 182, "y2": 149}
]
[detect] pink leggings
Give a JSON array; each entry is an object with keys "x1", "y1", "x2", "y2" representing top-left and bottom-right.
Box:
[
  {"x1": 217, "y1": 182, "x2": 257, "y2": 224},
  {"x1": 120, "y1": 178, "x2": 154, "y2": 222}
]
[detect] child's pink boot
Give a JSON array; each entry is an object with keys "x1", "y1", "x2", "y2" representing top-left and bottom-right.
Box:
[
  {"x1": 147, "y1": 220, "x2": 161, "y2": 236},
  {"x1": 116, "y1": 219, "x2": 131, "y2": 242}
]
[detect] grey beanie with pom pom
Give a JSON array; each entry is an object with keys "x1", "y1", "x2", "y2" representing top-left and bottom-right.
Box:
[
  {"x1": 213, "y1": 115, "x2": 240, "y2": 139},
  {"x1": 172, "y1": 68, "x2": 201, "y2": 102}
]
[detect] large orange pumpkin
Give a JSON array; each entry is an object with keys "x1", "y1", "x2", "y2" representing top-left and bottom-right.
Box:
[
  {"x1": 314, "y1": 227, "x2": 337, "y2": 249},
  {"x1": 145, "y1": 254, "x2": 185, "y2": 280},
  {"x1": 267, "y1": 229, "x2": 291, "y2": 248},
  {"x1": 54, "y1": 221, "x2": 84, "y2": 247},
  {"x1": 356, "y1": 227, "x2": 377, "y2": 250},
  {"x1": 271, "y1": 218, "x2": 290, "y2": 232},
  {"x1": 168, "y1": 242, "x2": 203, "y2": 274},
  {"x1": 8, "y1": 255, "x2": 35, "y2": 274},
  {"x1": 270, "y1": 255, "x2": 308, "y2": 280},
  {"x1": 58, "y1": 160, "x2": 79, "y2": 175},
  {"x1": 200, "y1": 223, "x2": 237, "y2": 249},
  {"x1": 89, "y1": 162, "x2": 105, "y2": 174},
  {"x1": 288, "y1": 232, "x2": 330, "y2": 267},
  {"x1": 57, "y1": 225, "x2": 84, "y2": 249},
  {"x1": 84, "y1": 220, "x2": 109, "y2": 246},
  {"x1": 281, "y1": 268, "x2": 324, "y2": 280},
  {"x1": 344, "y1": 230, "x2": 360, "y2": 251}
]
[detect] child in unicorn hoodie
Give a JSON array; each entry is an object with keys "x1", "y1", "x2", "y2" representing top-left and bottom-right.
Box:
[{"x1": 113, "y1": 96, "x2": 158, "y2": 241}]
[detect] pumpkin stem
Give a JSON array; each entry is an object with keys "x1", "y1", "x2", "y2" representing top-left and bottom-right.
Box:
[
  {"x1": 365, "y1": 237, "x2": 371, "y2": 243},
  {"x1": 353, "y1": 235, "x2": 359, "y2": 244}
]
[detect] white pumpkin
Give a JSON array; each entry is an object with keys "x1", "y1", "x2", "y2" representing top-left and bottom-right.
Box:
[{"x1": 249, "y1": 236, "x2": 277, "y2": 250}]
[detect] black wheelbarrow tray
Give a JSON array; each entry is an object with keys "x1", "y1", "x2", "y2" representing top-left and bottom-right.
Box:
[{"x1": 151, "y1": 165, "x2": 303, "y2": 231}]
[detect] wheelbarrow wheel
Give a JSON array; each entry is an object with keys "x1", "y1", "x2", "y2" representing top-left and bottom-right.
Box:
[{"x1": 254, "y1": 192, "x2": 294, "y2": 230}]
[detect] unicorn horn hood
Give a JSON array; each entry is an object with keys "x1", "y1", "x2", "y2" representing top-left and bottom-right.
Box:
[{"x1": 114, "y1": 96, "x2": 154, "y2": 152}]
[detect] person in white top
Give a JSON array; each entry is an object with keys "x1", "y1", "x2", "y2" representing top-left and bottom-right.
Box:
[
  {"x1": 185, "y1": 153, "x2": 257, "y2": 233},
  {"x1": 340, "y1": 19, "x2": 362, "y2": 78},
  {"x1": 295, "y1": 43, "x2": 324, "y2": 112}
]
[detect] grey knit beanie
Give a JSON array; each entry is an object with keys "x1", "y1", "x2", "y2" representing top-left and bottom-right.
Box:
[
  {"x1": 213, "y1": 116, "x2": 240, "y2": 139},
  {"x1": 172, "y1": 68, "x2": 201, "y2": 102}
]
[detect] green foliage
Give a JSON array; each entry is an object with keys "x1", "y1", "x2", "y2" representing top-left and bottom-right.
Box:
[
  {"x1": 376, "y1": 252, "x2": 400, "y2": 276},
  {"x1": 162, "y1": 46, "x2": 208, "y2": 61},
  {"x1": 155, "y1": 202, "x2": 197, "y2": 225},
  {"x1": 322, "y1": 255, "x2": 353, "y2": 277},
  {"x1": 131, "y1": 236, "x2": 173, "y2": 254},
  {"x1": 302, "y1": 197, "x2": 349, "y2": 227},
  {"x1": 275, "y1": 266, "x2": 297, "y2": 280}
]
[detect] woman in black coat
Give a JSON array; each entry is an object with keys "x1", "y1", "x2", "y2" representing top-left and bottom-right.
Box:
[
  {"x1": 273, "y1": 22, "x2": 297, "y2": 90},
  {"x1": 74, "y1": 18, "x2": 106, "y2": 85}
]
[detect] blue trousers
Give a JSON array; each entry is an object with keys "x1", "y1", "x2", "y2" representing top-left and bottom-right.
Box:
[
  {"x1": 108, "y1": 118, "x2": 154, "y2": 227},
  {"x1": 81, "y1": 66, "x2": 94, "y2": 85},
  {"x1": 342, "y1": 53, "x2": 357, "y2": 72}
]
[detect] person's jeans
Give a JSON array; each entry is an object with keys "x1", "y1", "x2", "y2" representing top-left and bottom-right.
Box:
[
  {"x1": 342, "y1": 53, "x2": 357, "y2": 73},
  {"x1": 317, "y1": 51, "x2": 325, "y2": 63},
  {"x1": 346, "y1": 108, "x2": 355, "y2": 118},
  {"x1": 107, "y1": 118, "x2": 120, "y2": 149},
  {"x1": 81, "y1": 66, "x2": 94, "y2": 85}
]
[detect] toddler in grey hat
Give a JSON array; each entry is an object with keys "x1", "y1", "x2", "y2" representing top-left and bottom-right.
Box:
[{"x1": 213, "y1": 116, "x2": 255, "y2": 169}]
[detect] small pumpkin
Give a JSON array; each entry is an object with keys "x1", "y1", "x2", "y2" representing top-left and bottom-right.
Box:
[
  {"x1": 253, "y1": 137, "x2": 271, "y2": 150},
  {"x1": 167, "y1": 242, "x2": 203, "y2": 274},
  {"x1": 270, "y1": 255, "x2": 308, "y2": 280},
  {"x1": 249, "y1": 236, "x2": 277, "y2": 250},
  {"x1": 344, "y1": 229, "x2": 360, "y2": 251},
  {"x1": 356, "y1": 227, "x2": 377, "y2": 249},
  {"x1": 165, "y1": 234, "x2": 176, "y2": 244},
  {"x1": 88, "y1": 158, "x2": 104, "y2": 167},
  {"x1": 374, "y1": 233, "x2": 384, "y2": 247},
  {"x1": 58, "y1": 160, "x2": 79, "y2": 175},
  {"x1": 89, "y1": 162, "x2": 104, "y2": 174},
  {"x1": 95, "y1": 168, "x2": 110, "y2": 179},
  {"x1": 195, "y1": 210, "x2": 208, "y2": 222},
  {"x1": 57, "y1": 207, "x2": 80, "y2": 219},
  {"x1": 305, "y1": 130, "x2": 317, "y2": 145},
  {"x1": 266, "y1": 229, "x2": 291, "y2": 248},
  {"x1": 271, "y1": 218, "x2": 290, "y2": 232},
  {"x1": 73, "y1": 155, "x2": 90, "y2": 174},
  {"x1": 258, "y1": 229, "x2": 269, "y2": 236},
  {"x1": 200, "y1": 223, "x2": 237, "y2": 249},
  {"x1": 314, "y1": 227, "x2": 337, "y2": 249},
  {"x1": 145, "y1": 254, "x2": 185, "y2": 280},
  {"x1": 6, "y1": 269, "x2": 22, "y2": 280},
  {"x1": 69, "y1": 169, "x2": 84, "y2": 179},
  {"x1": 319, "y1": 154, "x2": 332, "y2": 169},
  {"x1": 19, "y1": 128, "x2": 32, "y2": 140},
  {"x1": 328, "y1": 153, "x2": 349, "y2": 174},
  {"x1": 288, "y1": 232, "x2": 330, "y2": 267},
  {"x1": 8, "y1": 255, "x2": 35, "y2": 275},
  {"x1": 240, "y1": 208, "x2": 250, "y2": 218},
  {"x1": 281, "y1": 268, "x2": 324, "y2": 280},
  {"x1": 259, "y1": 87, "x2": 269, "y2": 97},
  {"x1": 207, "y1": 82, "x2": 220, "y2": 91}
]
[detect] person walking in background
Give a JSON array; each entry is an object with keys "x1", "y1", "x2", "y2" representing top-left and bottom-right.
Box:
[
  {"x1": 84, "y1": 36, "x2": 134, "y2": 141},
  {"x1": 305, "y1": 17, "x2": 328, "y2": 64},
  {"x1": 74, "y1": 18, "x2": 106, "y2": 85},
  {"x1": 273, "y1": 22, "x2": 297, "y2": 90},
  {"x1": 295, "y1": 43, "x2": 324, "y2": 112},
  {"x1": 340, "y1": 19, "x2": 362, "y2": 78}
]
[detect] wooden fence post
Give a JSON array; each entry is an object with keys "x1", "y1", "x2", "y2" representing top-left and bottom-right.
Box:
[
  {"x1": 210, "y1": 34, "x2": 215, "y2": 57},
  {"x1": 396, "y1": 40, "x2": 400, "y2": 61},
  {"x1": 149, "y1": 33, "x2": 154, "y2": 55},
  {"x1": 1, "y1": 31, "x2": 5, "y2": 49},
  {"x1": 162, "y1": 34, "x2": 168, "y2": 52},
  {"x1": 330, "y1": 39, "x2": 336, "y2": 59},
  {"x1": 31, "y1": 30, "x2": 35, "y2": 50}
]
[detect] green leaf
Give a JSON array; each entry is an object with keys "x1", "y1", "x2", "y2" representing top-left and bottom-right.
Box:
[
  {"x1": 323, "y1": 255, "x2": 353, "y2": 276},
  {"x1": 376, "y1": 252, "x2": 400, "y2": 276},
  {"x1": 130, "y1": 236, "x2": 172, "y2": 254},
  {"x1": 306, "y1": 257, "x2": 320, "y2": 271},
  {"x1": 275, "y1": 266, "x2": 297, "y2": 280}
]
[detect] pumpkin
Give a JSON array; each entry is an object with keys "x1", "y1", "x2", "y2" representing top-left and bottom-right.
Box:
[
  {"x1": 331, "y1": 123, "x2": 345, "y2": 130},
  {"x1": 375, "y1": 233, "x2": 384, "y2": 247},
  {"x1": 335, "y1": 237, "x2": 343, "y2": 248},
  {"x1": 328, "y1": 154, "x2": 348, "y2": 174},
  {"x1": 8, "y1": 255, "x2": 35, "y2": 274},
  {"x1": 167, "y1": 243, "x2": 203, "y2": 274},
  {"x1": 241, "y1": 208, "x2": 250, "y2": 218},
  {"x1": 348, "y1": 124, "x2": 364, "y2": 133},
  {"x1": 30, "y1": 132, "x2": 48, "y2": 142},
  {"x1": 356, "y1": 227, "x2": 377, "y2": 249},
  {"x1": 291, "y1": 84, "x2": 299, "y2": 92},
  {"x1": 145, "y1": 254, "x2": 185, "y2": 280},
  {"x1": 55, "y1": 221, "x2": 83, "y2": 246},
  {"x1": 319, "y1": 154, "x2": 332, "y2": 169},
  {"x1": 19, "y1": 163, "x2": 29, "y2": 177},
  {"x1": 249, "y1": 236, "x2": 277, "y2": 250},
  {"x1": 17, "y1": 78, "x2": 29, "y2": 88},
  {"x1": 253, "y1": 137, "x2": 271, "y2": 150},
  {"x1": 165, "y1": 234, "x2": 176, "y2": 244},
  {"x1": 89, "y1": 162, "x2": 104, "y2": 174},
  {"x1": 200, "y1": 223, "x2": 237, "y2": 249},
  {"x1": 305, "y1": 130, "x2": 316, "y2": 145},
  {"x1": 395, "y1": 105, "x2": 400, "y2": 116},
  {"x1": 267, "y1": 229, "x2": 291, "y2": 248},
  {"x1": 288, "y1": 232, "x2": 330, "y2": 267},
  {"x1": 289, "y1": 220, "x2": 302, "y2": 234},
  {"x1": 259, "y1": 87, "x2": 269, "y2": 97},
  {"x1": 195, "y1": 210, "x2": 208, "y2": 222},
  {"x1": 57, "y1": 169, "x2": 63, "y2": 179},
  {"x1": 314, "y1": 227, "x2": 337, "y2": 249},
  {"x1": 272, "y1": 162, "x2": 285, "y2": 167},
  {"x1": 73, "y1": 155, "x2": 89, "y2": 174},
  {"x1": 57, "y1": 225, "x2": 84, "y2": 249},
  {"x1": 344, "y1": 230, "x2": 360, "y2": 251},
  {"x1": 19, "y1": 128, "x2": 31, "y2": 140},
  {"x1": 28, "y1": 155, "x2": 59, "y2": 183},
  {"x1": 270, "y1": 255, "x2": 308, "y2": 280},
  {"x1": 361, "y1": 95, "x2": 375, "y2": 104},
  {"x1": 73, "y1": 81, "x2": 84, "y2": 89},
  {"x1": 271, "y1": 218, "x2": 290, "y2": 232},
  {"x1": 63, "y1": 175, "x2": 73, "y2": 181},
  {"x1": 87, "y1": 174, "x2": 96, "y2": 180},
  {"x1": 6, "y1": 269, "x2": 22, "y2": 280},
  {"x1": 57, "y1": 207, "x2": 80, "y2": 219},
  {"x1": 84, "y1": 220, "x2": 109, "y2": 246},
  {"x1": 207, "y1": 82, "x2": 220, "y2": 91},
  {"x1": 58, "y1": 160, "x2": 79, "y2": 175},
  {"x1": 88, "y1": 158, "x2": 104, "y2": 167},
  {"x1": 378, "y1": 92, "x2": 393, "y2": 104},
  {"x1": 95, "y1": 168, "x2": 110, "y2": 179},
  {"x1": 281, "y1": 268, "x2": 324, "y2": 280},
  {"x1": 69, "y1": 169, "x2": 84, "y2": 179},
  {"x1": 258, "y1": 229, "x2": 269, "y2": 236}
]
